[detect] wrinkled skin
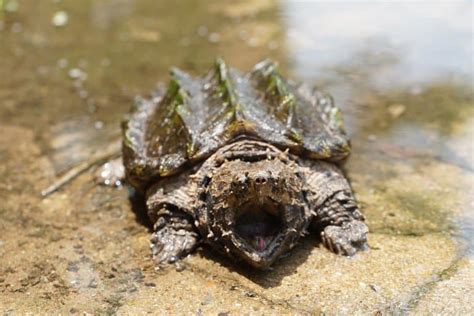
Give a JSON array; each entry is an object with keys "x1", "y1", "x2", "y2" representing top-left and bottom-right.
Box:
[{"x1": 145, "y1": 140, "x2": 368, "y2": 269}]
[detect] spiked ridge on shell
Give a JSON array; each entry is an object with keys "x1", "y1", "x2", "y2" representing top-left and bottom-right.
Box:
[{"x1": 122, "y1": 59, "x2": 351, "y2": 190}]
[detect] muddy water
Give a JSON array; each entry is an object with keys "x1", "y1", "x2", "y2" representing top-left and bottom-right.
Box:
[{"x1": 0, "y1": 0, "x2": 472, "y2": 314}]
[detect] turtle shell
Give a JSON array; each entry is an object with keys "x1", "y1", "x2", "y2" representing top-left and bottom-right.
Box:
[{"x1": 123, "y1": 59, "x2": 350, "y2": 190}]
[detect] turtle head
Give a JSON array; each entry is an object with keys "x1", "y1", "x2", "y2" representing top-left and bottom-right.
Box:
[{"x1": 197, "y1": 141, "x2": 309, "y2": 269}]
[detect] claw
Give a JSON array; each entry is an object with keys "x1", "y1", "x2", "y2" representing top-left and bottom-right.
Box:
[
  {"x1": 150, "y1": 217, "x2": 199, "y2": 266},
  {"x1": 321, "y1": 220, "x2": 368, "y2": 256}
]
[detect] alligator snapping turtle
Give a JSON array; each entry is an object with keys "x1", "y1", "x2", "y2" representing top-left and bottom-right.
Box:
[{"x1": 122, "y1": 59, "x2": 368, "y2": 269}]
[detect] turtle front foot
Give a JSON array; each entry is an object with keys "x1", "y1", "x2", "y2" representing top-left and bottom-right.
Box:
[
  {"x1": 321, "y1": 220, "x2": 368, "y2": 256},
  {"x1": 150, "y1": 212, "x2": 199, "y2": 268}
]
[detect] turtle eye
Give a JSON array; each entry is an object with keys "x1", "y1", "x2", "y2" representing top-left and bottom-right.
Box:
[
  {"x1": 236, "y1": 173, "x2": 247, "y2": 183},
  {"x1": 232, "y1": 175, "x2": 248, "y2": 192}
]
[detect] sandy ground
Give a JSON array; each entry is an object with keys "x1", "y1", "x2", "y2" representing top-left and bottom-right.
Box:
[{"x1": 0, "y1": 122, "x2": 472, "y2": 314}]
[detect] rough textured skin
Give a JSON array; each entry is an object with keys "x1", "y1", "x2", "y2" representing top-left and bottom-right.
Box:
[{"x1": 122, "y1": 60, "x2": 368, "y2": 269}]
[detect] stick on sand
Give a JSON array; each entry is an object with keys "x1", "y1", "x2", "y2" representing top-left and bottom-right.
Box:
[{"x1": 41, "y1": 142, "x2": 121, "y2": 197}]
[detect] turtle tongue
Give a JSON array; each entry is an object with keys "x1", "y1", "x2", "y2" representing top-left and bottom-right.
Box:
[{"x1": 256, "y1": 236, "x2": 266, "y2": 252}]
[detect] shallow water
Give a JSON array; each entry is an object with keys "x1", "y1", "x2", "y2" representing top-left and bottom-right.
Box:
[{"x1": 0, "y1": 0, "x2": 473, "y2": 314}]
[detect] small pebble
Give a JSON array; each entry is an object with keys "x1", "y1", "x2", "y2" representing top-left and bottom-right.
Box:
[
  {"x1": 368, "y1": 134, "x2": 377, "y2": 142},
  {"x1": 52, "y1": 11, "x2": 68, "y2": 27},
  {"x1": 145, "y1": 282, "x2": 156, "y2": 287},
  {"x1": 94, "y1": 121, "x2": 104, "y2": 129},
  {"x1": 247, "y1": 37, "x2": 259, "y2": 47},
  {"x1": 370, "y1": 284, "x2": 381, "y2": 293},
  {"x1": 245, "y1": 290, "x2": 257, "y2": 297},
  {"x1": 68, "y1": 68, "x2": 84, "y2": 80},
  {"x1": 87, "y1": 279, "x2": 98, "y2": 288},
  {"x1": 208, "y1": 32, "x2": 220, "y2": 43},
  {"x1": 387, "y1": 103, "x2": 406, "y2": 119}
]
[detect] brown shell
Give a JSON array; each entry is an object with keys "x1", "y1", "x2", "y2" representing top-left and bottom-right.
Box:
[{"x1": 123, "y1": 59, "x2": 350, "y2": 190}]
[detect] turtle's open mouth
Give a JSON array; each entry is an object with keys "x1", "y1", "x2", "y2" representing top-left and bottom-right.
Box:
[{"x1": 234, "y1": 199, "x2": 284, "y2": 252}]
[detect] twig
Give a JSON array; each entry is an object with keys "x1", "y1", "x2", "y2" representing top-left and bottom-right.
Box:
[{"x1": 41, "y1": 142, "x2": 121, "y2": 197}]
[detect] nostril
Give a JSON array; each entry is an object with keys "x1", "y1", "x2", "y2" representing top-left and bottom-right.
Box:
[{"x1": 255, "y1": 176, "x2": 267, "y2": 185}]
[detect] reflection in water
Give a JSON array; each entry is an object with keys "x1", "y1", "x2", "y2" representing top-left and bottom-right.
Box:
[
  {"x1": 359, "y1": 82, "x2": 473, "y2": 170},
  {"x1": 281, "y1": 3, "x2": 473, "y2": 178},
  {"x1": 282, "y1": 1, "x2": 473, "y2": 84},
  {"x1": 280, "y1": 1, "x2": 473, "y2": 160}
]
